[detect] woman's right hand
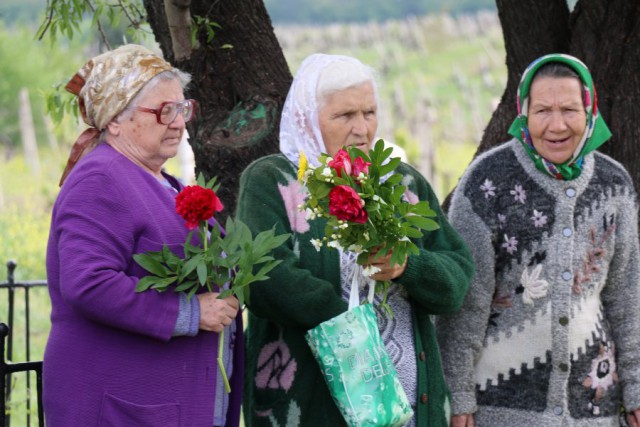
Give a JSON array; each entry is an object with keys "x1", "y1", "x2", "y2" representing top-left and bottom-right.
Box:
[
  {"x1": 196, "y1": 292, "x2": 240, "y2": 333},
  {"x1": 451, "y1": 414, "x2": 474, "y2": 427}
]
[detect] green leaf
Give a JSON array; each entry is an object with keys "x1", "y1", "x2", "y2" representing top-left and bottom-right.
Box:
[
  {"x1": 411, "y1": 201, "x2": 437, "y2": 217},
  {"x1": 405, "y1": 215, "x2": 440, "y2": 231},
  {"x1": 378, "y1": 157, "x2": 401, "y2": 177},
  {"x1": 182, "y1": 253, "x2": 204, "y2": 279},
  {"x1": 187, "y1": 286, "x2": 198, "y2": 300},
  {"x1": 197, "y1": 262, "x2": 208, "y2": 286},
  {"x1": 135, "y1": 276, "x2": 158, "y2": 292},
  {"x1": 404, "y1": 226, "x2": 424, "y2": 238},
  {"x1": 133, "y1": 252, "x2": 168, "y2": 277},
  {"x1": 150, "y1": 276, "x2": 178, "y2": 291},
  {"x1": 218, "y1": 289, "x2": 233, "y2": 299},
  {"x1": 174, "y1": 280, "x2": 197, "y2": 293}
]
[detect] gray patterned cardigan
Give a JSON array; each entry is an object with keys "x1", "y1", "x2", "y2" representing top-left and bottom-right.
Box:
[{"x1": 437, "y1": 139, "x2": 640, "y2": 426}]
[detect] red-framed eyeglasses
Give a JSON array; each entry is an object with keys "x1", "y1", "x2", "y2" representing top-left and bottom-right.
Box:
[{"x1": 136, "y1": 99, "x2": 197, "y2": 125}]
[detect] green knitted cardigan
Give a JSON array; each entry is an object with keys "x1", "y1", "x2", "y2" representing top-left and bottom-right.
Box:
[{"x1": 237, "y1": 154, "x2": 474, "y2": 427}]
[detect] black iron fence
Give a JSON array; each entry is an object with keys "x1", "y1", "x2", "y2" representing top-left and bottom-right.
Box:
[{"x1": 0, "y1": 260, "x2": 46, "y2": 427}]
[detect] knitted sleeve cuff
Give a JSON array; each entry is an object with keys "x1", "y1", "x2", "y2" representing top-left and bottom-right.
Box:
[
  {"x1": 450, "y1": 391, "x2": 477, "y2": 416},
  {"x1": 188, "y1": 295, "x2": 200, "y2": 336},
  {"x1": 172, "y1": 293, "x2": 199, "y2": 337}
]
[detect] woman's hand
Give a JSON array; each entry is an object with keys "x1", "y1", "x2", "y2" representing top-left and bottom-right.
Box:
[
  {"x1": 628, "y1": 409, "x2": 640, "y2": 427},
  {"x1": 451, "y1": 414, "x2": 474, "y2": 427},
  {"x1": 197, "y1": 292, "x2": 240, "y2": 333},
  {"x1": 365, "y1": 248, "x2": 407, "y2": 281}
]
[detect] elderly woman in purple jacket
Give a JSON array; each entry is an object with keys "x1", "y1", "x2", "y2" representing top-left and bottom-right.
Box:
[{"x1": 44, "y1": 44, "x2": 243, "y2": 426}]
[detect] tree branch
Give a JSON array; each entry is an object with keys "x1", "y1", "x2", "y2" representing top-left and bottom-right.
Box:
[{"x1": 164, "y1": 0, "x2": 196, "y2": 60}]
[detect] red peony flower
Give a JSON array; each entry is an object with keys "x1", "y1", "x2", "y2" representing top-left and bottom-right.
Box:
[
  {"x1": 328, "y1": 149, "x2": 352, "y2": 177},
  {"x1": 352, "y1": 157, "x2": 371, "y2": 177},
  {"x1": 328, "y1": 185, "x2": 368, "y2": 224},
  {"x1": 175, "y1": 185, "x2": 224, "y2": 229}
]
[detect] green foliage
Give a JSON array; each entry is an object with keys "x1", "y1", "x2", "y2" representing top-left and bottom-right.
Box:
[
  {"x1": 0, "y1": 23, "x2": 85, "y2": 149},
  {"x1": 36, "y1": 0, "x2": 147, "y2": 45},
  {"x1": 301, "y1": 140, "x2": 440, "y2": 315},
  {"x1": 0, "y1": 147, "x2": 58, "y2": 425},
  {"x1": 134, "y1": 174, "x2": 290, "y2": 308},
  {"x1": 303, "y1": 140, "x2": 439, "y2": 265},
  {"x1": 0, "y1": 148, "x2": 64, "y2": 281},
  {"x1": 191, "y1": 15, "x2": 223, "y2": 46}
]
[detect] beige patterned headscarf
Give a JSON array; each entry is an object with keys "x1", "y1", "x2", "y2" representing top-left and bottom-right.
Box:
[{"x1": 60, "y1": 44, "x2": 175, "y2": 185}]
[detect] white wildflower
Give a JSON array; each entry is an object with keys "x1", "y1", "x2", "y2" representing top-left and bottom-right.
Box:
[
  {"x1": 363, "y1": 265, "x2": 382, "y2": 277},
  {"x1": 327, "y1": 240, "x2": 342, "y2": 250},
  {"x1": 347, "y1": 244, "x2": 363, "y2": 253},
  {"x1": 305, "y1": 208, "x2": 316, "y2": 220},
  {"x1": 310, "y1": 239, "x2": 323, "y2": 252}
]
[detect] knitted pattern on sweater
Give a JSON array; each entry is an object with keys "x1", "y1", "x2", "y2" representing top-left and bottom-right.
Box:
[
  {"x1": 237, "y1": 154, "x2": 474, "y2": 427},
  {"x1": 437, "y1": 139, "x2": 640, "y2": 427}
]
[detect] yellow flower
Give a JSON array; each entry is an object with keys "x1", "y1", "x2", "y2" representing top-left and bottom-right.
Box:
[{"x1": 297, "y1": 151, "x2": 308, "y2": 182}]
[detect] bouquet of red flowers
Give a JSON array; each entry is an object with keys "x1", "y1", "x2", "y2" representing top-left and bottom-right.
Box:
[
  {"x1": 134, "y1": 173, "x2": 289, "y2": 391},
  {"x1": 299, "y1": 140, "x2": 439, "y2": 314}
]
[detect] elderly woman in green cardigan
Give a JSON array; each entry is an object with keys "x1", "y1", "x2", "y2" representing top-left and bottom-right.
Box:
[{"x1": 236, "y1": 53, "x2": 474, "y2": 427}]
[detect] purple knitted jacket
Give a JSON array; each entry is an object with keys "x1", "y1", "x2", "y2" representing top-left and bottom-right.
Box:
[{"x1": 44, "y1": 143, "x2": 243, "y2": 426}]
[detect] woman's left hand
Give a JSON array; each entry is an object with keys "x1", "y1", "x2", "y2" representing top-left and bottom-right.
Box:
[
  {"x1": 628, "y1": 409, "x2": 640, "y2": 427},
  {"x1": 365, "y1": 249, "x2": 407, "y2": 281}
]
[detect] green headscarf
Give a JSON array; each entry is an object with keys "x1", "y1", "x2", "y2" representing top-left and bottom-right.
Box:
[{"x1": 507, "y1": 54, "x2": 612, "y2": 180}]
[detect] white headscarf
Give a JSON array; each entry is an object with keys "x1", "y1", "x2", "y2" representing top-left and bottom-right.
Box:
[{"x1": 279, "y1": 53, "x2": 379, "y2": 168}]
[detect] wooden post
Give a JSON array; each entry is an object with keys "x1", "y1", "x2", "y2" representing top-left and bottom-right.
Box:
[
  {"x1": 42, "y1": 112, "x2": 60, "y2": 153},
  {"x1": 18, "y1": 88, "x2": 40, "y2": 174}
]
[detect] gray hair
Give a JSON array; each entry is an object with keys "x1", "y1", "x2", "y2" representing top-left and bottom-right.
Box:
[
  {"x1": 316, "y1": 58, "x2": 379, "y2": 109},
  {"x1": 532, "y1": 62, "x2": 580, "y2": 82}
]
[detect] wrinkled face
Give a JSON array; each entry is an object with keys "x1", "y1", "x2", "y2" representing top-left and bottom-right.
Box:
[
  {"x1": 318, "y1": 82, "x2": 378, "y2": 157},
  {"x1": 107, "y1": 78, "x2": 186, "y2": 174},
  {"x1": 527, "y1": 76, "x2": 587, "y2": 164}
]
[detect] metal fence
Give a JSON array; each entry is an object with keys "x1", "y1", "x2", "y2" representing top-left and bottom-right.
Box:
[{"x1": 0, "y1": 261, "x2": 46, "y2": 427}]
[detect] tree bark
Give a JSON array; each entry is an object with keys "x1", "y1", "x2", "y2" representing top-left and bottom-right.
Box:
[
  {"x1": 571, "y1": 0, "x2": 640, "y2": 185},
  {"x1": 477, "y1": 0, "x2": 571, "y2": 158},
  {"x1": 144, "y1": 0, "x2": 292, "y2": 219},
  {"x1": 442, "y1": 0, "x2": 570, "y2": 209}
]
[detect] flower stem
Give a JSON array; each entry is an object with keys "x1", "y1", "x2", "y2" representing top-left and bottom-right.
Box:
[{"x1": 217, "y1": 329, "x2": 231, "y2": 393}]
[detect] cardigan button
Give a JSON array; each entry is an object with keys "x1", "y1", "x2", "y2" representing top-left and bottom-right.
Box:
[
  {"x1": 420, "y1": 393, "x2": 428, "y2": 404},
  {"x1": 419, "y1": 351, "x2": 426, "y2": 361}
]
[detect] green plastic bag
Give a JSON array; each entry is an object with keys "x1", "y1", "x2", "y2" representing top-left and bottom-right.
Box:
[{"x1": 305, "y1": 303, "x2": 414, "y2": 426}]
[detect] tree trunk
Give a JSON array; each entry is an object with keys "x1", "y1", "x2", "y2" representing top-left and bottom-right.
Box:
[
  {"x1": 570, "y1": 0, "x2": 640, "y2": 186},
  {"x1": 144, "y1": 0, "x2": 292, "y2": 219},
  {"x1": 477, "y1": 0, "x2": 570, "y2": 155}
]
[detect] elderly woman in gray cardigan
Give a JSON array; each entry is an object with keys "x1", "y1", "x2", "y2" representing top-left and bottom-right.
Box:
[{"x1": 437, "y1": 54, "x2": 640, "y2": 427}]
